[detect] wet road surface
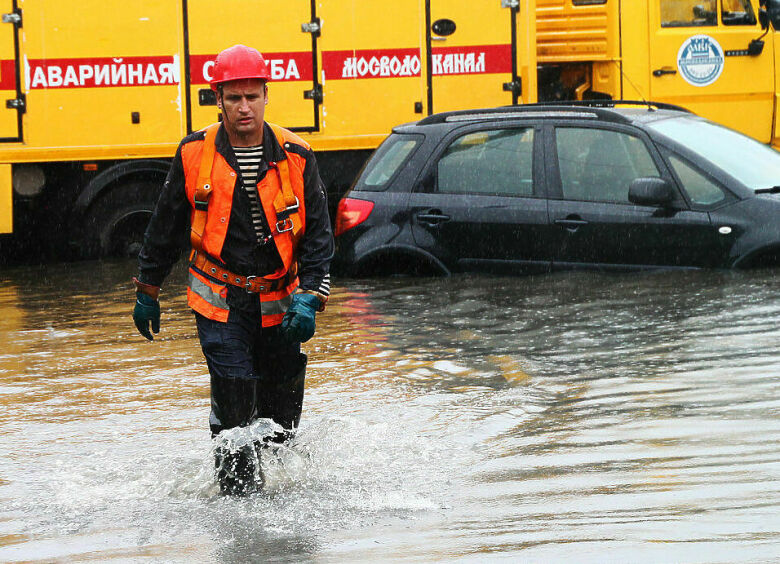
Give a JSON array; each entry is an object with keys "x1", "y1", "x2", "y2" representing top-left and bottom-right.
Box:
[{"x1": 0, "y1": 260, "x2": 778, "y2": 562}]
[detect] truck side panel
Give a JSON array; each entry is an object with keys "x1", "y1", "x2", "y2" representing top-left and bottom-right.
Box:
[
  {"x1": 19, "y1": 1, "x2": 185, "y2": 160},
  {"x1": 187, "y1": 0, "x2": 317, "y2": 134},
  {"x1": 316, "y1": 0, "x2": 426, "y2": 151},
  {"x1": 0, "y1": 0, "x2": 19, "y2": 140},
  {"x1": 428, "y1": 0, "x2": 517, "y2": 113}
]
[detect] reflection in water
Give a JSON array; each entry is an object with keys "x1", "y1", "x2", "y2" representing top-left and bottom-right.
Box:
[{"x1": 0, "y1": 260, "x2": 778, "y2": 562}]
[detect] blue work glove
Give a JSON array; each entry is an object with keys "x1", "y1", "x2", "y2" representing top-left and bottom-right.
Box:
[
  {"x1": 280, "y1": 293, "x2": 321, "y2": 343},
  {"x1": 133, "y1": 292, "x2": 160, "y2": 341}
]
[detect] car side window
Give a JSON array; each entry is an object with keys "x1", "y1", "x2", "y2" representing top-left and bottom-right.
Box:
[
  {"x1": 555, "y1": 127, "x2": 661, "y2": 203},
  {"x1": 668, "y1": 155, "x2": 727, "y2": 206},
  {"x1": 661, "y1": 0, "x2": 716, "y2": 27},
  {"x1": 358, "y1": 134, "x2": 421, "y2": 191},
  {"x1": 437, "y1": 128, "x2": 534, "y2": 197}
]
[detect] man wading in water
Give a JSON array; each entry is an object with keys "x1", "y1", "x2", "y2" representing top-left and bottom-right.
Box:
[{"x1": 131, "y1": 45, "x2": 333, "y2": 495}]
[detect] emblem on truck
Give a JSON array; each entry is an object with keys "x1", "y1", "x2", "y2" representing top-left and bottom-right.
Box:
[{"x1": 677, "y1": 35, "x2": 725, "y2": 87}]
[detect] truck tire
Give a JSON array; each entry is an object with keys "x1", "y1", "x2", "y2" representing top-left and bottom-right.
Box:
[{"x1": 84, "y1": 181, "x2": 159, "y2": 258}]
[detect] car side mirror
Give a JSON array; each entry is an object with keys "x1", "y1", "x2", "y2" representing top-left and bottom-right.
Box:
[{"x1": 629, "y1": 177, "x2": 675, "y2": 207}]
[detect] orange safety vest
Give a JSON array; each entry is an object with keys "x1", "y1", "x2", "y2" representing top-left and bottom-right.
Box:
[{"x1": 180, "y1": 122, "x2": 308, "y2": 327}]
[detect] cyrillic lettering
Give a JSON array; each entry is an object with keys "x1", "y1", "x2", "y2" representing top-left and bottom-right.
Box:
[
  {"x1": 31, "y1": 66, "x2": 46, "y2": 88},
  {"x1": 78, "y1": 65, "x2": 94, "y2": 84},
  {"x1": 158, "y1": 63, "x2": 174, "y2": 84},
  {"x1": 128, "y1": 64, "x2": 143, "y2": 85},
  {"x1": 285, "y1": 59, "x2": 300, "y2": 80},
  {"x1": 202, "y1": 60, "x2": 214, "y2": 82},
  {"x1": 357, "y1": 58, "x2": 369, "y2": 77},
  {"x1": 476, "y1": 53, "x2": 485, "y2": 73},
  {"x1": 63, "y1": 65, "x2": 79, "y2": 86},
  {"x1": 111, "y1": 63, "x2": 127, "y2": 85},
  {"x1": 143, "y1": 64, "x2": 159, "y2": 84},
  {"x1": 342, "y1": 57, "x2": 357, "y2": 78},
  {"x1": 47, "y1": 66, "x2": 63, "y2": 87},
  {"x1": 270, "y1": 59, "x2": 284, "y2": 80},
  {"x1": 432, "y1": 54, "x2": 442, "y2": 76}
]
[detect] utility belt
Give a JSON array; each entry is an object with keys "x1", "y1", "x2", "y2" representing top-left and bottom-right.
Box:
[{"x1": 190, "y1": 251, "x2": 297, "y2": 294}]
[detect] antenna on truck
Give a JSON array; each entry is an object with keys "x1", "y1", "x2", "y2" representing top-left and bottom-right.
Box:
[{"x1": 611, "y1": 60, "x2": 655, "y2": 112}]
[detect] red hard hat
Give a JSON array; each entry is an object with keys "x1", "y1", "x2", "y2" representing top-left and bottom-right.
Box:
[{"x1": 210, "y1": 45, "x2": 271, "y2": 91}]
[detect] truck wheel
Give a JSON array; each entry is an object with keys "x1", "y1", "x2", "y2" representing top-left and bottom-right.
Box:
[
  {"x1": 85, "y1": 182, "x2": 159, "y2": 258},
  {"x1": 98, "y1": 201, "x2": 154, "y2": 257}
]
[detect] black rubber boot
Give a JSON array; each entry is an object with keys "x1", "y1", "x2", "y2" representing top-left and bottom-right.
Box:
[
  {"x1": 214, "y1": 444, "x2": 262, "y2": 497},
  {"x1": 257, "y1": 353, "x2": 307, "y2": 444},
  {"x1": 210, "y1": 375, "x2": 262, "y2": 496}
]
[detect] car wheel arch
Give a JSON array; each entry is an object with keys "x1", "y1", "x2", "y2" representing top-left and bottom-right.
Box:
[
  {"x1": 353, "y1": 244, "x2": 450, "y2": 277},
  {"x1": 732, "y1": 243, "x2": 780, "y2": 269}
]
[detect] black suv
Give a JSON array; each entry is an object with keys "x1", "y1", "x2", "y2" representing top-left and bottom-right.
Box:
[{"x1": 334, "y1": 102, "x2": 780, "y2": 276}]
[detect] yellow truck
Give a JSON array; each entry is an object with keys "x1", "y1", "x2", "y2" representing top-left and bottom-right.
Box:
[
  {"x1": 536, "y1": 0, "x2": 780, "y2": 146},
  {"x1": 0, "y1": 0, "x2": 536, "y2": 257}
]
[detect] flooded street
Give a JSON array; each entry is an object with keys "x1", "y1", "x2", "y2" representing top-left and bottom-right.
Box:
[{"x1": 0, "y1": 260, "x2": 778, "y2": 562}]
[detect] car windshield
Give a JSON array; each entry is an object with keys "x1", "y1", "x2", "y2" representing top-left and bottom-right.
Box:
[{"x1": 647, "y1": 117, "x2": 780, "y2": 191}]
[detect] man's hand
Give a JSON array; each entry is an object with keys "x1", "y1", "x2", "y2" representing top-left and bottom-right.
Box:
[
  {"x1": 280, "y1": 293, "x2": 321, "y2": 343},
  {"x1": 133, "y1": 292, "x2": 161, "y2": 341},
  {"x1": 132, "y1": 277, "x2": 161, "y2": 341}
]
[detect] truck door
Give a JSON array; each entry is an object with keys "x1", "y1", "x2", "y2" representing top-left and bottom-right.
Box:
[
  {"x1": 317, "y1": 0, "x2": 426, "y2": 146},
  {"x1": 0, "y1": 1, "x2": 21, "y2": 141},
  {"x1": 648, "y1": 0, "x2": 774, "y2": 143},
  {"x1": 187, "y1": 1, "x2": 319, "y2": 133},
  {"x1": 426, "y1": 0, "x2": 521, "y2": 114}
]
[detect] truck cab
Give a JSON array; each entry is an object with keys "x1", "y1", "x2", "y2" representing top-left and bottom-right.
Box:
[{"x1": 537, "y1": 0, "x2": 780, "y2": 147}]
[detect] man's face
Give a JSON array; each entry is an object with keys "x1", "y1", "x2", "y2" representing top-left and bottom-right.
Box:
[{"x1": 217, "y1": 78, "x2": 268, "y2": 146}]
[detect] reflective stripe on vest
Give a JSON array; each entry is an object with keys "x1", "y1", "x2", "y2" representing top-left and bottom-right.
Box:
[
  {"x1": 260, "y1": 278, "x2": 298, "y2": 327},
  {"x1": 187, "y1": 268, "x2": 229, "y2": 322}
]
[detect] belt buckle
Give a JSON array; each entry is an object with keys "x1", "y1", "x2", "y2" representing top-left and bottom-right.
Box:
[
  {"x1": 275, "y1": 197, "x2": 299, "y2": 234},
  {"x1": 245, "y1": 275, "x2": 268, "y2": 293},
  {"x1": 276, "y1": 218, "x2": 294, "y2": 233}
]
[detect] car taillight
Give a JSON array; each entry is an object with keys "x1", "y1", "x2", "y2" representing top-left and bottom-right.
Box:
[{"x1": 335, "y1": 198, "x2": 374, "y2": 236}]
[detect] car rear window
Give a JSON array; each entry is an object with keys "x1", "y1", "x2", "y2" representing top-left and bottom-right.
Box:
[{"x1": 356, "y1": 134, "x2": 422, "y2": 191}]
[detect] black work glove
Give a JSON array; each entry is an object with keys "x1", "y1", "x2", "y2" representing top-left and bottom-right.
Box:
[{"x1": 133, "y1": 292, "x2": 160, "y2": 341}]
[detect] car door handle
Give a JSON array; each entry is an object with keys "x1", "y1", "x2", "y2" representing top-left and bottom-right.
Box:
[
  {"x1": 652, "y1": 68, "x2": 677, "y2": 77},
  {"x1": 555, "y1": 217, "x2": 588, "y2": 232},
  {"x1": 554, "y1": 218, "x2": 588, "y2": 227},
  {"x1": 416, "y1": 211, "x2": 451, "y2": 225}
]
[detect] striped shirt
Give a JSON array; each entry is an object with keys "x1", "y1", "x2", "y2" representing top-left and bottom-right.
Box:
[
  {"x1": 232, "y1": 145, "x2": 266, "y2": 243},
  {"x1": 233, "y1": 144, "x2": 331, "y2": 298}
]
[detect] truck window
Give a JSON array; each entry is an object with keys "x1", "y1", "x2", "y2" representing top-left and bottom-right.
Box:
[
  {"x1": 661, "y1": 0, "x2": 717, "y2": 27},
  {"x1": 721, "y1": 0, "x2": 757, "y2": 25}
]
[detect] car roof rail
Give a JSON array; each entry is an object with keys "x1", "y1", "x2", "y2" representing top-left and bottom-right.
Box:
[
  {"x1": 521, "y1": 99, "x2": 693, "y2": 113},
  {"x1": 416, "y1": 100, "x2": 692, "y2": 126}
]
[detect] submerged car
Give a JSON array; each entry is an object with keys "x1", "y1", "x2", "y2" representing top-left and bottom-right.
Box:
[{"x1": 334, "y1": 101, "x2": 780, "y2": 276}]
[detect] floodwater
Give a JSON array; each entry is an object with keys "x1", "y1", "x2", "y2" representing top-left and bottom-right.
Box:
[{"x1": 0, "y1": 260, "x2": 778, "y2": 563}]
